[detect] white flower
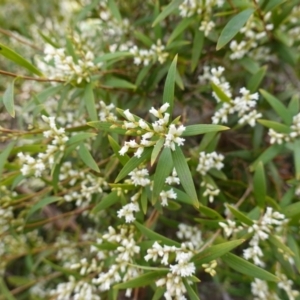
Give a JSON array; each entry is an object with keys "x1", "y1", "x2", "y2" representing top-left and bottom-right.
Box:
[
  {"x1": 129, "y1": 168, "x2": 150, "y2": 186},
  {"x1": 160, "y1": 189, "x2": 177, "y2": 206},
  {"x1": 164, "y1": 124, "x2": 186, "y2": 151}
]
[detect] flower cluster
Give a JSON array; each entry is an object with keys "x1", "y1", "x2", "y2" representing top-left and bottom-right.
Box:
[
  {"x1": 220, "y1": 207, "x2": 287, "y2": 267},
  {"x1": 196, "y1": 151, "x2": 224, "y2": 176},
  {"x1": 268, "y1": 112, "x2": 300, "y2": 144},
  {"x1": 18, "y1": 116, "x2": 68, "y2": 177},
  {"x1": 98, "y1": 100, "x2": 117, "y2": 122},
  {"x1": 145, "y1": 241, "x2": 196, "y2": 300},
  {"x1": 179, "y1": 0, "x2": 225, "y2": 36},
  {"x1": 199, "y1": 66, "x2": 261, "y2": 127},
  {"x1": 119, "y1": 103, "x2": 186, "y2": 158},
  {"x1": 230, "y1": 13, "x2": 274, "y2": 61},
  {"x1": 176, "y1": 223, "x2": 203, "y2": 250},
  {"x1": 37, "y1": 44, "x2": 101, "y2": 84},
  {"x1": 129, "y1": 39, "x2": 169, "y2": 66}
]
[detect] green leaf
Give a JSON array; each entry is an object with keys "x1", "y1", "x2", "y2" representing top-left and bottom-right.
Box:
[
  {"x1": 250, "y1": 144, "x2": 284, "y2": 171},
  {"x1": 0, "y1": 43, "x2": 43, "y2": 76},
  {"x1": 27, "y1": 196, "x2": 61, "y2": 220},
  {"x1": 288, "y1": 94, "x2": 299, "y2": 115},
  {"x1": 152, "y1": 287, "x2": 165, "y2": 300},
  {"x1": 79, "y1": 142, "x2": 100, "y2": 172},
  {"x1": 211, "y1": 82, "x2": 232, "y2": 103},
  {"x1": 87, "y1": 121, "x2": 127, "y2": 135},
  {"x1": 198, "y1": 132, "x2": 218, "y2": 152},
  {"x1": 163, "y1": 54, "x2": 178, "y2": 115},
  {"x1": 108, "y1": 135, "x2": 130, "y2": 166},
  {"x1": 172, "y1": 146, "x2": 199, "y2": 207},
  {"x1": 94, "y1": 52, "x2": 132, "y2": 63},
  {"x1": 192, "y1": 239, "x2": 245, "y2": 265},
  {"x1": 172, "y1": 188, "x2": 194, "y2": 205},
  {"x1": 66, "y1": 133, "x2": 96, "y2": 146},
  {"x1": 216, "y1": 9, "x2": 254, "y2": 50},
  {"x1": 257, "y1": 119, "x2": 290, "y2": 133},
  {"x1": 141, "y1": 188, "x2": 148, "y2": 214},
  {"x1": 253, "y1": 162, "x2": 266, "y2": 207},
  {"x1": 183, "y1": 280, "x2": 200, "y2": 300},
  {"x1": 151, "y1": 138, "x2": 165, "y2": 166},
  {"x1": 247, "y1": 66, "x2": 267, "y2": 93},
  {"x1": 294, "y1": 140, "x2": 300, "y2": 180},
  {"x1": 3, "y1": 80, "x2": 15, "y2": 118},
  {"x1": 84, "y1": 82, "x2": 97, "y2": 121},
  {"x1": 222, "y1": 253, "x2": 279, "y2": 282},
  {"x1": 191, "y1": 26, "x2": 204, "y2": 72},
  {"x1": 199, "y1": 204, "x2": 224, "y2": 219},
  {"x1": 0, "y1": 278, "x2": 16, "y2": 300},
  {"x1": 260, "y1": 89, "x2": 293, "y2": 124},
  {"x1": 268, "y1": 235, "x2": 294, "y2": 258},
  {"x1": 152, "y1": 147, "x2": 173, "y2": 203},
  {"x1": 114, "y1": 270, "x2": 168, "y2": 289},
  {"x1": 239, "y1": 57, "x2": 260, "y2": 74},
  {"x1": 152, "y1": 0, "x2": 183, "y2": 27},
  {"x1": 92, "y1": 191, "x2": 119, "y2": 213},
  {"x1": 104, "y1": 77, "x2": 137, "y2": 89},
  {"x1": 167, "y1": 18, "x2": 193, "y2": 45},
  {"x1": 282, "y1": 202, "x2": 300, "y2": 218},
  {"x1": 182, "y1": 124, "x2": 229, "y2": 136},
  {"x1": 115, "y1": 147, "x2": 152, "y2": 182},
  {"x1": 264, "y1": 0, "x2": 287, "y2": 11},
  {"x1": 134, "y1": 221, "x2": 181, "y2": 247},
  {"x1": 287, "y1": 235, "x2": 300, "y2": 273},
  {"x1": 0, "y1": 141, "x2": 16, "y2": 176},
  {"x1": 108, "y1": 0, "x2": 122, "y2": 22},
  {"x1": 226, "y1": 204, "x2": 253, "y2": 226}
]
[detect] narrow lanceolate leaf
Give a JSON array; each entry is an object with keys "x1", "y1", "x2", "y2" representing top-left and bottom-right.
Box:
[
  {"x1": 191, "y1": 26, "x2": 204, "y2": 72},
  {"x1": 250, "y1": 144, "x2": 284, "y2": 171},
  {"x1": 78, "y1": 143, "x2": 100, "y2": 172},
  {"x1": 87, "y1": 121, "x2": 127, "y2": 135},
  {"x1": 257, "y1": 119, "x2": 290, "y2": 133},
  {"x1": 172, "y1": 145, "x2": 199, "y2": 208},
  {"x1": 226, "y1": 204, "x2": 253, "y2": 226},
  {"x1": 172, "y1": 188, "x2": 194, "y2": 205},
  {"x1": 182, "y1": 124, "x2": 229, "y2": 136},
  {"x1": 152, "y1": 0, "x2": 183, "y2": 27},
  {"x1": 253, "y1": 162, "x2": 266, "y2": 207},
  {"x1": 192, "y1": 239, "x2": 245, "y2": 265},
  {"x1": 199, "y1": 204, "x2": 224, "y2": 219},
  {"x1": 66, "y1": 133, "x2": 96, "y2": 146},
  {"x1": 115, "y1": 147, "x2": 152, "y2": 182},
  {"x1": 92, "y1": 191, "x2": 119, "y2": 213},
  {"x1": 216, "y1": 9, "x2": 254, "y2": 50},
  {"x1": 167, "y1": 18, "x2": 193, "y2": 45},
  {"x1": 104, "y1": 77, "x2": 136, "y2": 89},
  {"x1": 114, "y1": 270, "x2": 168, "y2": 290},
  {"x1": 222, "y1": 253, "x2": 279, "y2": 282},
  {"x1": 294, "y1": 139, "x2": 300, "y2": 180},
  {"x1": 134, "y1": 221, "x2": 181, "y2": 247},
  {"x1": 268, "y1": 235, "x2": 294, "y2": 257},
  {"x1": 163, "y1": 54, "x2": 178, "y2": 115},
  {"x1": 260, "y1": 89, "x2": 293, "y2": 125},
  {"x1": 282, "y1": 202, "x2": 300, "y2": 218},
  {"x1": 108, "y1": 0, "x2": 122, "y2": 22},
  {"x1": 247, "y1": 66, "x2": 267, "y2": 93},
  {"x1": 151, "y1": 138, "x2": 165, "y2": 166},
  {"x1": 0, "y1": 278, "x2": 16, "y2": 300},
  {"x1": 152, "y1": 147, "x2": 173, "y2": 203},
  {"x1": 211, "y1": 82, "x2": 232, "y2": 103},
  {"x1": 3, "y1": 80, "x2": 15, "y2": 118},
  {"x1": 183, "y1": 280, "x2": 200, "y2": 300},
  {"x1": 0, "y1": 141, "x2": 16, "y2": 176},
  {"x1": 26, "y1": 197, "x2": 61, "y2": 220},
  {"x1": 84, "y1": 82, "x2": 97, "y2": 121},
  {"x1": 0, "y1": 43, "x2": 43, "y2": 76},
  {"x1": 108, "y1": 135, "x2": 130, "y2": 166},
  {"x1": 94, "y1": 52, "x2": 132, "y2": 63}
]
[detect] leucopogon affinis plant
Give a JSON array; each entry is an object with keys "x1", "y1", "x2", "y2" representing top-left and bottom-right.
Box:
[{"x1": 1, "y1": 0, "x2": 300, "y2": 299}]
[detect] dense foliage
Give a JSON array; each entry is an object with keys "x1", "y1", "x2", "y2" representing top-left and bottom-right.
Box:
[{"x1": 1, "y1": 0, "x2": 300, "y2": 299}]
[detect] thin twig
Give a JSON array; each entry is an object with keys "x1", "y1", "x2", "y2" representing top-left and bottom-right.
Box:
[
  {"x1": 0, "y1": 69, "x2": 65, "y2": 83},
  {"x1": 0, "y1": 27, "x2": 42, "y2": 51}
]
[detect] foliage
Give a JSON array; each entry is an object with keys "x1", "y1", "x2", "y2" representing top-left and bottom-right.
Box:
[{"x1": 1, "y1": 0, "x2": 300, "y2": 299}]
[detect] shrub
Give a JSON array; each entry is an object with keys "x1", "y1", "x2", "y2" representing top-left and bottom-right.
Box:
[{"x1": 1, "y1": 0, "x2": 300, "y2": 299}]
